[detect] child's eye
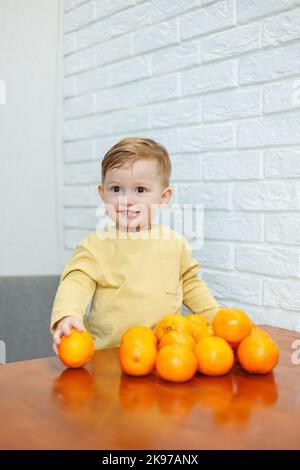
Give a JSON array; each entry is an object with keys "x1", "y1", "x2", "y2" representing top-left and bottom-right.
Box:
[
  {"x1": 111, "y1": 186, "x2": 121, "y2": 192},
  {"x1": 136, "y1": 187, "x2": 147, "y2": 193}
]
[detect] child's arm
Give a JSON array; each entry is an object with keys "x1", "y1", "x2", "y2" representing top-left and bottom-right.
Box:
[
  {"x1": 50, "y1": 242, "x2": 98, "y2": 350},
  {"x1": 180, "y1": 237, "x2": 222, "y2": 322}
]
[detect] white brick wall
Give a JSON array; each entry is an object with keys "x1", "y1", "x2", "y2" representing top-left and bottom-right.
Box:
[{"x1": 62, "y1": 0, "x2": 300, "y2": 331}]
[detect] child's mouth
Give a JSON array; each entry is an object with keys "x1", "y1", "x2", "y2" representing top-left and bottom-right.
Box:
[{"x1": 118, "y1": 210, "x2": 140, "y2": 218}]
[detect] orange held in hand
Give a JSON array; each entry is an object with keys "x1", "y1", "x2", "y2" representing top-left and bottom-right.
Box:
[
  {"x1": 156, "y1": 344, "x2": 198, "y2": 383},
  {"x1": 212, "y1": 308, "x2": 251, "y2": 343},
  {"x1": 195, "y1": 336, "x2": 235, "y2": 377},
  {"x1": 58, "y1": 328, "x2": 95, "y2": 368},
  {"x1": 120, "y1": 336, "x2": 157, "y2": 377},
  {"x1": 237, "y1": 331, "x2": 279, "y2": 374},
  {"x1": 155, "y1": 313, "x2": 193, "y2": 342}
]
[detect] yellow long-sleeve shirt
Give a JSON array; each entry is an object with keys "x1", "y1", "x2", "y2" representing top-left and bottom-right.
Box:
[{"x1": 50, "y1": 224, "x2": 221, "y2": 349}]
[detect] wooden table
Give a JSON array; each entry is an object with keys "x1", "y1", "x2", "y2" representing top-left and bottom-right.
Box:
[{"x1": 0, "y1": 325, "x2": 299, "y2": 450}]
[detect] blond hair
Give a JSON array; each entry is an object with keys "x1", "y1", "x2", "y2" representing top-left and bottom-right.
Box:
[{"x1": 101, "y1": 137, "x2": 172, "y2": 187}]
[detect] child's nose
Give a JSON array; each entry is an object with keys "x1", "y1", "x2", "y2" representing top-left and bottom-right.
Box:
[{"x1": 119, "y1": 192, "x2": 136, "y2": 206}]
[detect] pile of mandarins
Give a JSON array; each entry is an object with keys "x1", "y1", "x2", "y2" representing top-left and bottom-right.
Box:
[{"x1": 119, "y1": 308, "x2": 280, "y2": 383}]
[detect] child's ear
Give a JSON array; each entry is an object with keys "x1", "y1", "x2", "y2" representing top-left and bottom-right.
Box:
[
  {"x1": 160, "y1": 186, "x2": 173, "y2": 206},
  {"x1": 98, "y1": 184, "x2": 104, "y2": 201}
]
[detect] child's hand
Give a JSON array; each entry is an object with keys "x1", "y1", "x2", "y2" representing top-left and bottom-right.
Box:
[{"x1": 52, "y1": 316, "x2": 85, "y2": 355}]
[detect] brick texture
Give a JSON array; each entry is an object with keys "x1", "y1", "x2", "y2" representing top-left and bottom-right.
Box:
[{"x1": 62, "y1": 0, "x2": 300, "y2": 330}]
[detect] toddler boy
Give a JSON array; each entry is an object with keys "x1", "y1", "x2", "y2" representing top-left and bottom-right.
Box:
[{"x1": 51, "y1": 137, "x2": 221, "y2": 353}]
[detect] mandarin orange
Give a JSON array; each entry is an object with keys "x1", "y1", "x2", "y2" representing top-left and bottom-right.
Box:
[
  {"x1": 158, "y1": 331, "x2": 196, "y2": 351},
  {"x1": 237, "y1": 333, "x2": 279, "y2": 374},
  {"x1": 121, "y1": 326, "x2": 157, "y2": 347},
  {"x1": 58, "y1": 328, "x2": 94, "y2": 368},
  {"x1": 155, "y1": 314, "x2": 193, "y2": 342},
  {"x1": 120, "y1": 337, "x2": 157, "y2": 377},
  {"x1": 156, "y1": 344, "x2": 197, "y2": 383},
  {"x1": 212, "y1": 308, "x2": 252, "y2": 343},
  {"x1": 195, "y1": 336, "x2": 234, "y2": 376}
]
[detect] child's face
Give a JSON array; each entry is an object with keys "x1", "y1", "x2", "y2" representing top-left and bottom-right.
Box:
[{"x1": 98, "y1": 159, "x2": 172, "y2": 231}]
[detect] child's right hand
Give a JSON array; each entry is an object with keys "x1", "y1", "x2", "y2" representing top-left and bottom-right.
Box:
[{"x1": 52, "y1": 315, "x2": 86, "y2": 355}]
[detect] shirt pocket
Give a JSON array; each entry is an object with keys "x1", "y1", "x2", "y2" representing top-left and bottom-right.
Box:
[{"x1": 159, "y1": 251, "x2": 182, "y2": 295}]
